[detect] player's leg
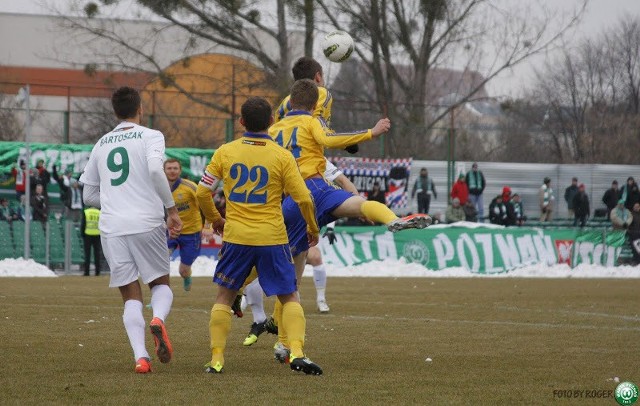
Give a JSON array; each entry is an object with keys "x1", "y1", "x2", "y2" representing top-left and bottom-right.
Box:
[
  {"x1": 258, "y1": 245, "x2": 322, "y2": 375},
  {"x1": 206, "y1": 242, "x2": 255, "y2": 373},
  {"x1": 177, "y1": 232, "x2": 201, "y2": 291},
  {"x1": 92, "y1": 236, "x2": 101, "y2": 276},
  {"x1": 332, "y1": 195, "x2": 431, "y2": 231},
  {"x1": 307, "y1": 246, "x2": 329, "y2": 313},
  {"x1": 102, "y1": 233, "x2": 151, "y2": 373},
  {"x1": 242, "y1": 278, "x2": 267, "y2": 346},
  {"x1": 83, "y1": 236, "x2": 91, "y2": 276},
  {"x1": 134, "y1": 225, "x2": 175, "y2": 365},
  {"x1": 207, "y1": 285, "x2": 238, "y2": 373}
]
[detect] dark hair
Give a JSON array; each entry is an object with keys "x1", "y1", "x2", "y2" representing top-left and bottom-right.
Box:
[
  {"x1": 612, "y1": 180, "x2": 618, "y2": 185},
  {"x1": 544, "y1": 177, "x2": 551, "y2": 184},
  {"x1": 290, "y1": 79, "x2": 319, "y2": 111},
  {"x1": 241, "y1": 97, "x2": 272, "y2": 132},
  {"x1": 572, "y1": 177, "x2": 578, "y2": 182},
  {"x1": 292, "y1": 57, "x2": 323, "y2": 81},
  {"x1": 163, "y1": 158, "x2": 181, "y2": 169},
  {"x1": 111, "y1": 87, "x2": 141, "y2": 119}
]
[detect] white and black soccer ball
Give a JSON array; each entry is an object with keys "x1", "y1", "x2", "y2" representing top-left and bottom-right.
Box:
[{"x1": 322, "y1": 31, "x2": 354, "y2": 63}]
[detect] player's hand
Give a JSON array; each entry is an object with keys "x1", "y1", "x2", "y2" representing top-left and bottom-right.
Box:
[
  {"x1": 201, "y1": 225, "x2": 214, "y2": 242},
  {"x1": 307, "y1": 232, "x2": 319, "y2": 248},
  {"x1": 323, "y1": 227, "x2": 337, "y2": 245},
  {"x1": 371, "y1": 118, "x2": 391, "y2": 137},
  {"x1": 166, "y1": 209, "x2": 182, "y2": 239},
  {"x1": 212, "y1": 218, "x2": 225, "y2": 236}
]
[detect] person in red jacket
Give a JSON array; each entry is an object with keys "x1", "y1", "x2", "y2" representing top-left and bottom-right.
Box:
[
  {"x1": 10, "y1": 160, "x2": 28, "y2": 201},
  {"x1": 450, "y1": 173, "x2": 469, "y2": 205},
  {"x1": 502, "y1": 186, "x2": 512, "y2": 203}
]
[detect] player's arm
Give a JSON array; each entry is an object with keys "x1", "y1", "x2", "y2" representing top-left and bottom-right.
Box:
[
  {"x1": 282, "y1": 155, "x2": 320, "y2": 243},
  {"x1": 79, "y1": 147, "x2": 101, "y2": 208},
  {"x1": 311, "y1": 117, "x2": 390, "y2": 149},
  {"x1": 146, "y1": 133, "x2": 181, "y2": 237},
  {"x1": 196, "y1": 153, "x2": 224, "y2": 233},
  {"x1": 334, "y1": 174, "x2": 358, "y2": 195}
]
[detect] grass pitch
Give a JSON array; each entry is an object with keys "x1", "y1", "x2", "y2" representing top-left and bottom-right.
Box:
[{"x1": 1, "y1": 276, "x2": 639, "y2": 405}]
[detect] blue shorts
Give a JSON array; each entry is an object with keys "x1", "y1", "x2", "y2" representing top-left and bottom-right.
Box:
[
  {"x1": 167, "y1": 232, "x2": 201, "y2": 266},
  {"x1": 283, "y1": 177, "x2": 353, "y2": 256},
  {"x1": 214, "y1": 242, "x2": 296, "y2": 296}
]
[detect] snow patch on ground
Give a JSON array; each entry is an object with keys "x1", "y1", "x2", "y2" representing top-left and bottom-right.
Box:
[{"x1": 2, "y1": 256, "x2": 639, "y2": 278}]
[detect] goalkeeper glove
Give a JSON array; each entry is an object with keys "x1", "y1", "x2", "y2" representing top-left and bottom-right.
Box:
[{"x1": 323, "y1": 227, "x2": 337, "y2": 245}]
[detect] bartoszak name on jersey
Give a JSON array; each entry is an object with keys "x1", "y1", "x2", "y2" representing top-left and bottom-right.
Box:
[{"x1": 100, "y1": 131, "x2": 143, "y2": 146}]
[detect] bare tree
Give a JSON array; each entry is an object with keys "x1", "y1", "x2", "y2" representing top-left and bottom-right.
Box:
[
  {"x1": 54, "y1": 0, "x2": 307, "y2": 108},
  {"x1": 315, "y1": 0, "x2": 586, "y2": 156},
  {"x1": 0, "y1": 94, "x2": 23, "y2": 142},
  {"x1": 499, "y1": 15, "x2": 640, "y2": 164}
]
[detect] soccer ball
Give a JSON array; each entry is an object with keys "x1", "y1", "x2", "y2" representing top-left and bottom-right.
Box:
[{"x1": 322, "y1": 31, "x2": 354, "y2": 63}]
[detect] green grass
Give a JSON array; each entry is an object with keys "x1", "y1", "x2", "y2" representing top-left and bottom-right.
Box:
[{"x1": 1, "y1": 276, "x2": 639, "y2": 405}]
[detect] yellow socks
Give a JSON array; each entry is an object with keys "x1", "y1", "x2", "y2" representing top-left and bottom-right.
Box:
[
  {"x1": 273, "y1": 298, "x2": 289, "y2": 347},
  {"x1": 281, "y1": 301, "x2": 306, "y2": 359},
  {"x1": 209, "y1": 303, "x2": 232, "y2": 366},
  {"x1": 361, "y1": 200, "x2": 398, "y2": 224}
]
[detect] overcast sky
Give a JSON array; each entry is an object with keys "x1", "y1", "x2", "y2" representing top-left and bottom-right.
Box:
[{"x1": 2, "y1": 0, "x2": 640, "y2": 97}]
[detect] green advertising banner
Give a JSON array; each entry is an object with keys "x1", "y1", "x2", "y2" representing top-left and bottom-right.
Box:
[
  {"x1": 0, "y1": 141, "x2": 215, "y2": 201},
  {"x1": 319, "y1": 225, "x2": 627, "y2": 273}
]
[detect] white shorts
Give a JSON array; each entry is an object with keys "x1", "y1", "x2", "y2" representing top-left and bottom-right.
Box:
[{"x1": 101, "y1": 225, "x2": 170, "y2": 288}]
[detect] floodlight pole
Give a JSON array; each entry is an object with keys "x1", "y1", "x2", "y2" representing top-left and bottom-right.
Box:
[{"x1": 23, "y1": 85, "x2": 32, "y2": 260}]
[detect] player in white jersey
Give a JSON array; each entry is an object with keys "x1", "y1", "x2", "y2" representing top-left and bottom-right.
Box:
[
  {"x1": 80, "y1": 87, "x2": 182, "y2": 374},
  {"x1": 242, "y1": 159, "x2": 356, "y2": 344}
]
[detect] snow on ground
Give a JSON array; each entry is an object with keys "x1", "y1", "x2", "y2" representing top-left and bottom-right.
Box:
[
  {"x1": 2, "y1": 256, "x2": 639, "y2": 278},
  {"x1": 0, "y1": 258, "x2": 57, "y2": 277},
  {"x1": 171, "y1": 256, "x2": 640, "y2": 279}
]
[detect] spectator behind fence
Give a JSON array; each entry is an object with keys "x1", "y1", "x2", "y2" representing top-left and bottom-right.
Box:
[
  {"x1": 621, "y1": 177, "x2": 640, "y2": 211},
  {"x1": 82, "y1": 206, "x2": 101, "y2": 276},
  {"x1": 572, "y1": 183, "x2": 590, "y2": 228},
  {"x1": 53, "y1": 165, "x2": 83, "y2": 221},
  {"x1": 508, "y1": 193, "x2": 526, "y2": 226},
  {"x1": 465, "y1": 162, "x2": 486, "y2": 221},
  {"x1": 0, "y1": 198, "x2": 18, "y2": 222},
  {"x1": 450, "y1": 173, "x2": 469, "y2": 205},
  {"x1": 564, "y1": 177, "x2": 579, "y2": 217},
  {"x1": 627, "y1": 203, "x2": 640, "y2": 265},
  {"x1": 489, "y1": 194, "x2": 508, "y2": 225},
  {"x1": 31, "y1": 159, "x2": 51, "y2": 198},
  {"x1": 31, "y1": 183, "x2": 49, "y2": 224},
  {"x1": 463, "y1": 200, "x2": 477, "y2": 222},
  {"x1": 16, "y1": 195, "x2": 31, "y2": 221},
  {"x1": 368, "y1": 181, "x2": 387, "y2": 205},
  {"x1": 539, "y1": 177, "x2": 555, "y2": 222},
  {"x1": 602, "y1": 180, "x2": 621, "y2": 219},
  {"x1": 10, "y1": 160, "x2": 28, "y2": 201},
  {"x1": 411, "y1": 168, "x2": 437, "y2": 214},
  {"x1": 502, "y1": 186, "x2": 512, "y2": 203},
  {"x1": 610, "y1": 199, "x2": 632, "y2": 230},
  {"x1": 445, "y1": 197, "x2": 465, "y2": 223}
]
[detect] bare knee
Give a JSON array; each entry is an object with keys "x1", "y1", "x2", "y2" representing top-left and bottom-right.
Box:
[{"x1": 306, "y1": 247, "x2": 322, "y2": 266}]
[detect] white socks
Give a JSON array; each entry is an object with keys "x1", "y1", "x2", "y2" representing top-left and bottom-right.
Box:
[
  {"x1": 313, "y1": 265, "x2": 327, "y2": 302},
  {"x1": 150, "y1": 284, "x2": 173, "y2": 322},
  {"x1": 244, "y1": 279, "x2": 267, "y2": 324},
  {"x1": 123, "y1": 300, "x2": 149, "y2": 361}
]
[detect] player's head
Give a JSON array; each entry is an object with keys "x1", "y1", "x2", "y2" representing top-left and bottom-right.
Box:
[
  {"x1": 292, "y1": 57, "x2": 324, "y2": 86},
  {"x1": 290, "y1": 79, "x2": 318, "y2": 112},
  {"x1": 112, "y1": 87, "x2": 142, "y2": 121},
  {"x1": 240, "y1": 97, "x2": 273, "y2": 132},
  {"x1": 164, "y1": 158, "x2": 182, "y2": 182}
]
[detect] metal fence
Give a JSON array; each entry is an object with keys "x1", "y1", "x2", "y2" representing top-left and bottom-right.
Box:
[{"x1": 406, "y1": 160, "x2": 640, "y2": 220}]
